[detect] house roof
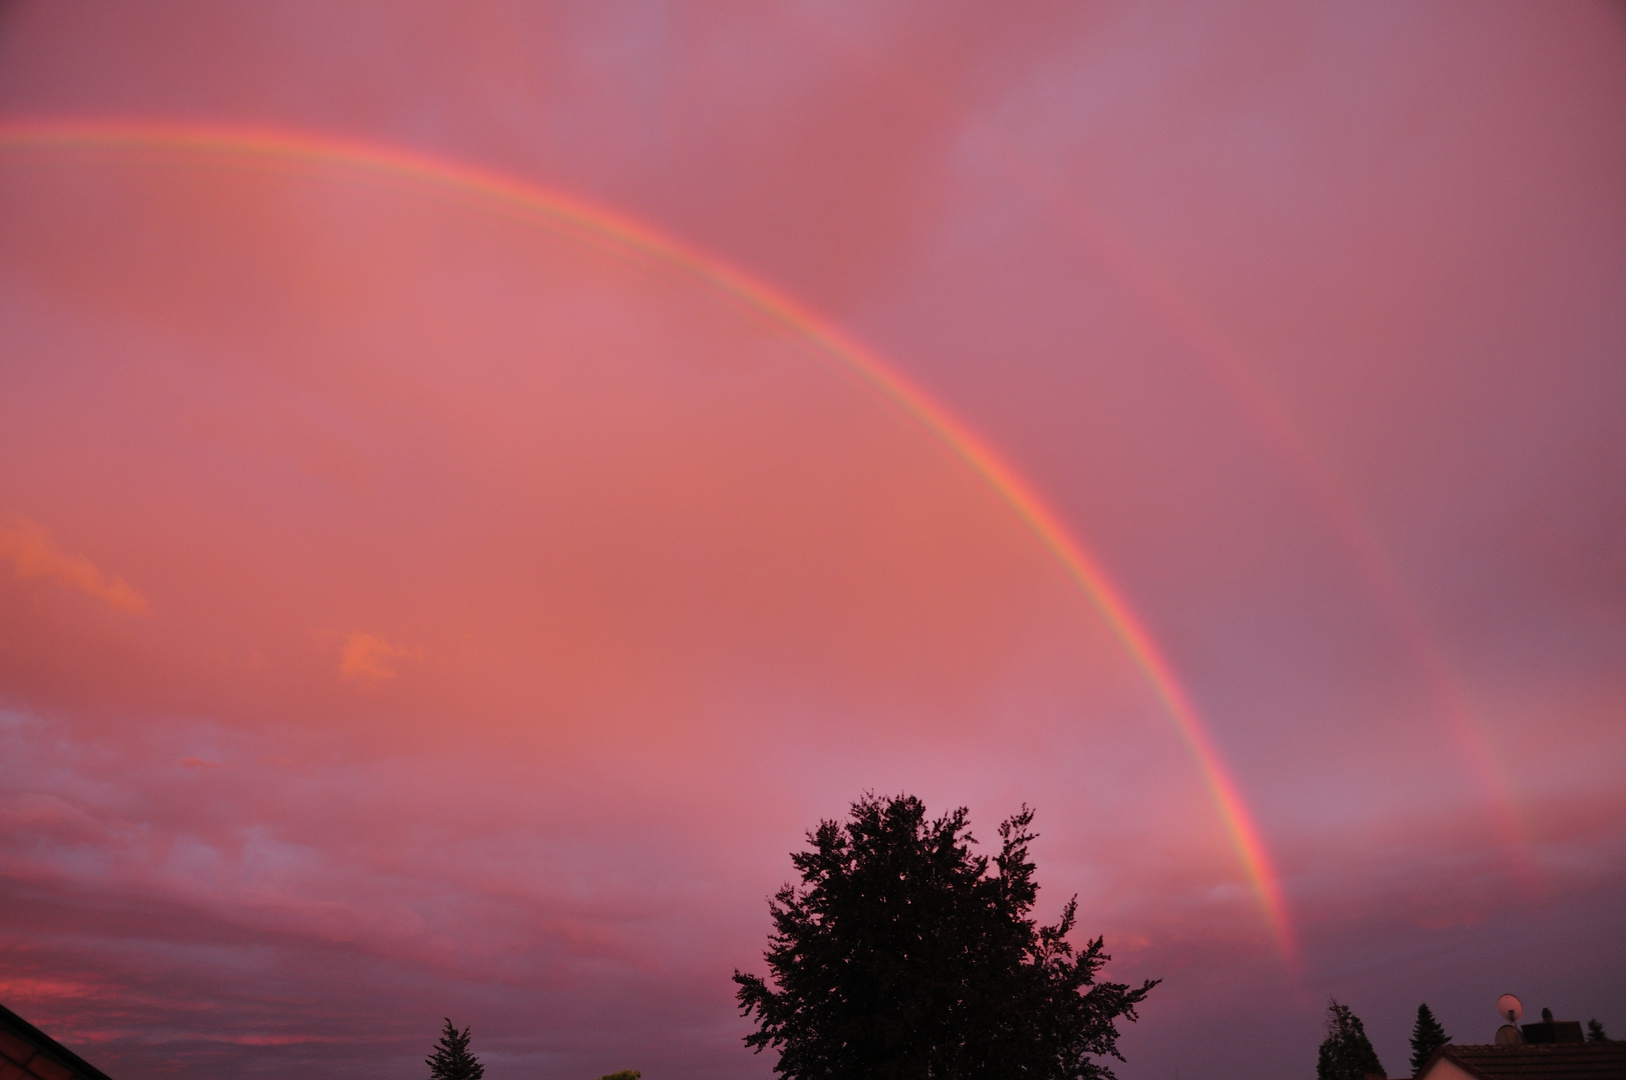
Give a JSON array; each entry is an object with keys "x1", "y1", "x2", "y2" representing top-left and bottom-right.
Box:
[
  {"x1": 1424, "y1": 1042, "x2": 1626, "y2": 1080},
  {"x1": 0, "y1": 1000, "x2": 117, "y2": 1080}
]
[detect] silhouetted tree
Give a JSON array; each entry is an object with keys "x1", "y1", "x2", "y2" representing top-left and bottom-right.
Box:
[
  {"x1": 1587, "y1": 1019, "x2": 1609, "y2": 1042},
  {"x1": 1318, "y1": 1000, "x2": 1384, "y2": 1080},
  {"x1": 599, "y1": 1073, "x2": 642, "y2": 1080},
  {"x1": 426, "y1": 1018, "x2": 484, "y2": 1080},
  {"x1": 1410, "y1": 1004, "x2": 1451, "y2": 1074},
  {"x1": 734, "y1": 793, "x2": 1158, "y2": 1080}
]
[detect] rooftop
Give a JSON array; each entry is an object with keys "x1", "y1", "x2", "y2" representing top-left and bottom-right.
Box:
[
  {"x1": 1428, "y1": 1042, "x2": 1626, "y2": 1080},
  {"x1": 0, "y1": 1001, "x2": 116, "y2": 1080}
]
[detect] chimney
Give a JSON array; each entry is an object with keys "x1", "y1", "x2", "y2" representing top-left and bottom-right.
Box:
[{"x1": 1522, "y1": 1008, "x2": 1585, "y2": 1044}]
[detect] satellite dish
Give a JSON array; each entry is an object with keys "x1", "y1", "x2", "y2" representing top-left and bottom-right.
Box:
[{"x1": 1497, "y1": 994, "x2": 1523, "y2": 1024}]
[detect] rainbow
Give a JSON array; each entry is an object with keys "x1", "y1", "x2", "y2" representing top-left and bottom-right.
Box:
[
  {"x1": 0, "y1": 117, "x2": 1296, "y2": 954},
  {"x1": 1010, "y1": 166, "x2": 1534, "y2": 881}
]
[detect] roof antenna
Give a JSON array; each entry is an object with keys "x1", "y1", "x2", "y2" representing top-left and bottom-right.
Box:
[{"x1": 1496, "y1": 994, "x2": 1524, "y2": 1047}]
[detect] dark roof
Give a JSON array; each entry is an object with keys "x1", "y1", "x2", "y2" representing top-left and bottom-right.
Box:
[
  {"x1": 0, "y1": 1000, "x2": 116, "y2": 1080},
  {"x1": 1424, "y1": 1042, "x2": 1626, "y2": 1080}
]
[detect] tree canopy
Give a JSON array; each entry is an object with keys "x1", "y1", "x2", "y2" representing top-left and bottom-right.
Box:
[
  {"x1": 733, "y1": 793, "x2": 1158, "y2": 1080},
  {"x1": 426, "y1": 1018, "x2": 484, "y2": 1080},
  {"x1": 1409, "y1": 1003, "x2": 1451, "y2": 1074},
  {"x1": 1318, "y1": 1000, "x2": 1384, "y2": 1080}
]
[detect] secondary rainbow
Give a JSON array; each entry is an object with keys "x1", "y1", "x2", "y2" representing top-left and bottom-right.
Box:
[
  {"x1": 0, "y1": 117, "x2": 1296, "y2": 956},
  {"x1": 1022, "y1": 175, "x2": 1533, "y2": 882}
]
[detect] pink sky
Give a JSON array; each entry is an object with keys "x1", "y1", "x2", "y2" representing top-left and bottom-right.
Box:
[{"x1": 1, "y1": 4, "x2": 1623, "y2": 1078}]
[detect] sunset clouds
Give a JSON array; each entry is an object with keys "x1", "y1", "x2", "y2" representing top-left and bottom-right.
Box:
[
  {"x1": 0, "y1": 521, "x2": 147, "y2": 613},
  {"x1": 338, "y1": 633, "x2": 421, "y2": 682},
  {"x1": 0, "y1": 4, "x2": 1623, "y2": 1080}
]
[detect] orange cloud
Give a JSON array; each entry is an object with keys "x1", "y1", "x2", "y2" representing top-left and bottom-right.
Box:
[
  {"x1": 0, "y1": 519, "x2": 148, "y2": 612},
  {"x1": 339, "y1": 631, "x2": 422, "y2": 682}
]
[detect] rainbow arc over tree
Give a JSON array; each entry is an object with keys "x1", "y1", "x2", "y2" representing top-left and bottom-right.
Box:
[{"x1": 0, "y1": 117, "x2": 1294, "y2": 957}]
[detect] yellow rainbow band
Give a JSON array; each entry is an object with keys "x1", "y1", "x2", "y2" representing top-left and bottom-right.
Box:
[{"x1": 0, "y1": 117, "x2": 1294, "y2": 956}]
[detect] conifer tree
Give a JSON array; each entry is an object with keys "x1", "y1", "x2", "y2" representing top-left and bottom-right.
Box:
[
  {"x1": 1409, "y1": 1004, "x2": 1451, "y2": 1074},
  {"x1": 1587, "y1": 1019, "x2": 1609, "y2": 1043},
  {"x1": 426, "y1": 1018, "x2": 485, "y2": 1080},
  {"x1": 735, "y1": 794, "x2": 1157, "y2": 1080},
  {"x1": 1317, "y1": 1000, "x2": 1384, "y2": 1080}
]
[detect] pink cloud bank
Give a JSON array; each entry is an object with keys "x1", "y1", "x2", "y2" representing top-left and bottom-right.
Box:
[{"x1": 0, "y1": 3, "x2": 1622, "y2": 1079}]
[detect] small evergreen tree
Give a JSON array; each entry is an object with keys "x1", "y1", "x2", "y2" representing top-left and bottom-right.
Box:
[
  {"x1": 1410, "y1": 1004, "x2": 1451, "y2": 1074},
  {"x1": 1587, "y1": 1019, "x2": 1609, "y2": 1042},
  {"x1": 1318, "y1": 1000, "x2": 1384, "y2": 1080},
  {"x1": 426, "y1": 1018, "x2": 485, "y2": 1080}
]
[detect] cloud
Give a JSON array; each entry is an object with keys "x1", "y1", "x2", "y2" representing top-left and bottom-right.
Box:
[
  {"x1": 338, "y1": 632, "x2": 422, "y2": 682},
  {"x1": 0, "y1": 520, "x2": 148, "y2": 613},
  {"x1": 1, "y1": 5, "x2": 1623, "y2": 1076}
]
